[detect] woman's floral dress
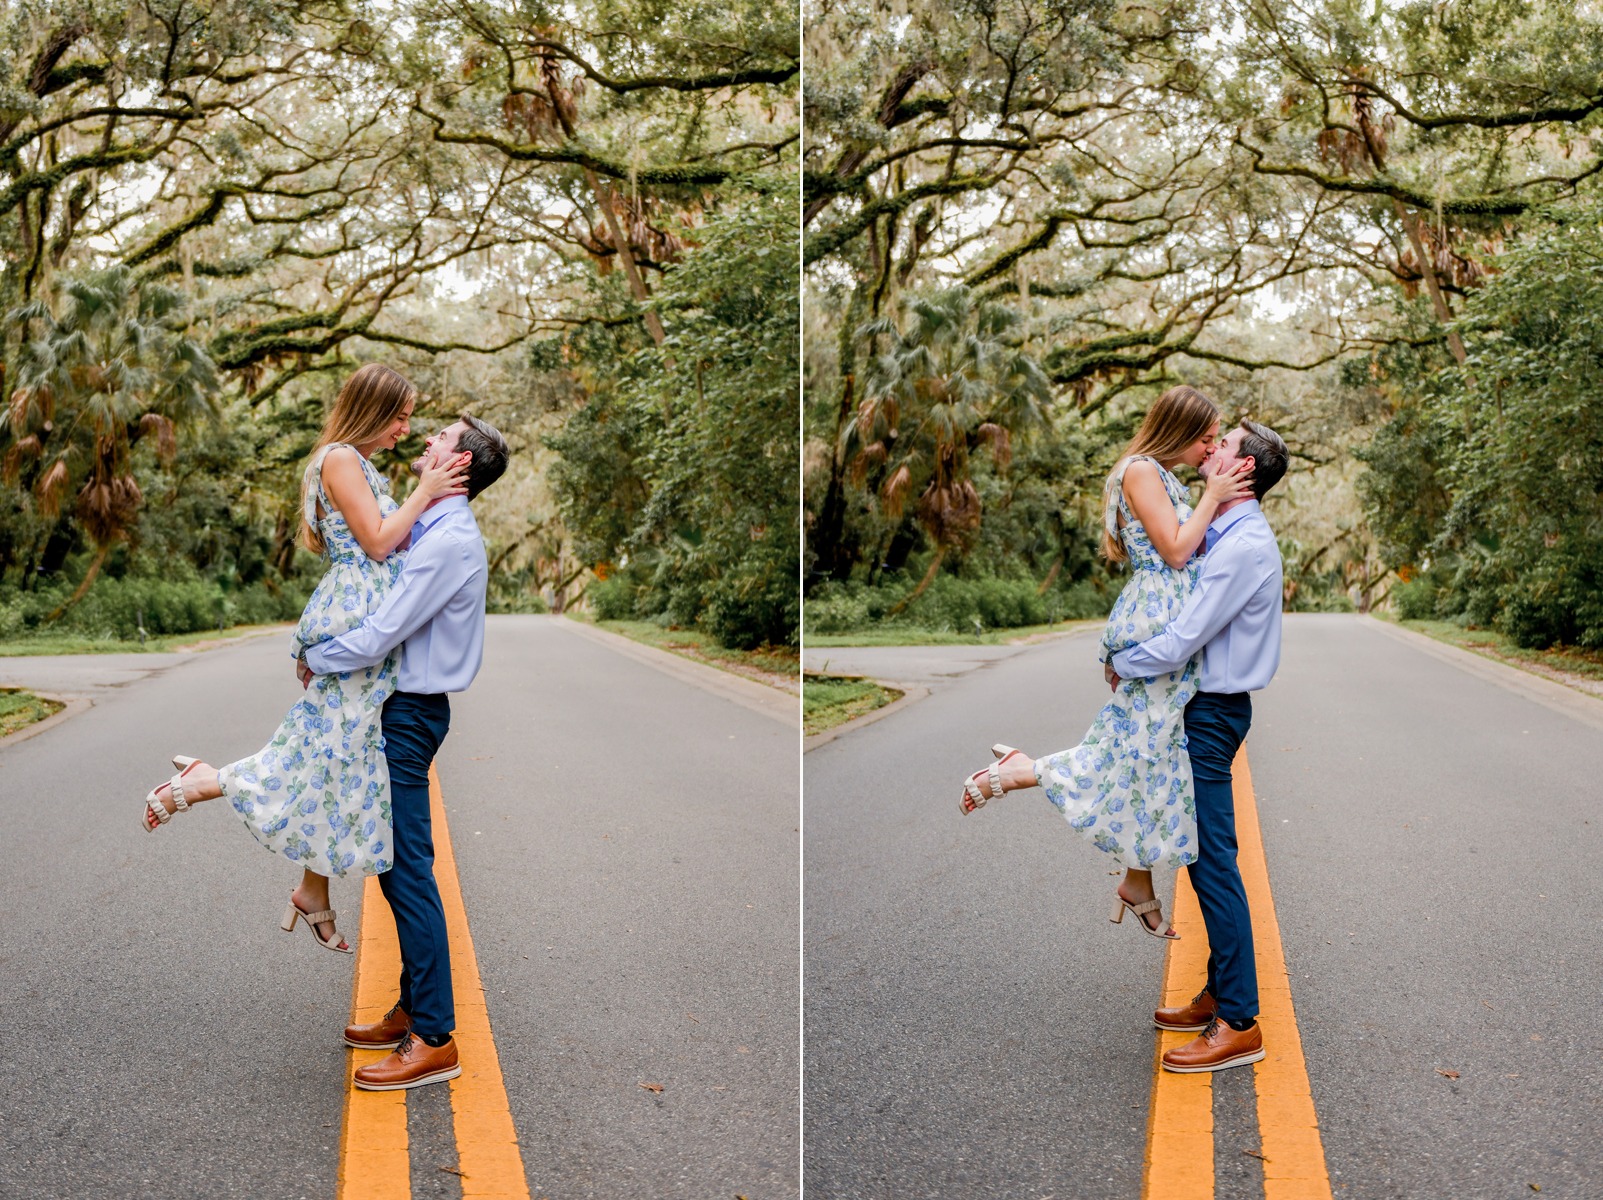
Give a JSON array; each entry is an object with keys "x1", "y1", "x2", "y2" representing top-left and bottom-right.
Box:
[
  {"x1": 216, "y1": 445, "x2": 404, "y2": 877},
  {"x1": 1033, "y1": 455, "x2": 1203, "y2": 869}
]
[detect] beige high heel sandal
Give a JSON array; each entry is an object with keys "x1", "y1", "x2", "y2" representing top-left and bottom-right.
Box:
[
  {"x1": 141, "y1": 756, "x2": 202, "y2": 832},
  {"x1": 959, "y1": 744, "x2": 1029, "y2": 814},
  {"x1": 1110, "y1": 895, "x2": 1178, "y2": 940},
  {"x1": 282, "y1": 895, "x2": 353, "y2": 954}
]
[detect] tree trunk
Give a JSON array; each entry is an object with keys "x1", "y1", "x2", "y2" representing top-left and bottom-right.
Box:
[
  {"x1": 1353, "y1": 92, "x2": 1468, "y2": 367},
  {"x1": 1392, "y1": 199, "x2": 1467, "y2": 365},
  {"x1": 1036, "y1": 553, "x2": 1063, "y2": 595},
  {"x1": 887, "y1": 543, "x2": 945, "y2": 615},
  {"x1": 44, "y1": 544, "x2": 108, "y2": 623},
  {"x1": 585, "y1": 170, "x2": 667, "y2": 350},
  {"x1": 543, "y1": 70, "x2": 667, "y2": 353},
  {"x1": 811, "y1": 372, "x2": 856, "y2": 585}
]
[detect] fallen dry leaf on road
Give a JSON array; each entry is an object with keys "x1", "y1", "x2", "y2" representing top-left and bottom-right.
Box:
[
  {"x1": 1436, "y1": 1069, "x2": 1460, "y2": 1079},
  {"x1": 438, "y1": 1165, "x2": 466, "y2": 1177},
  {"x1": 639, "y1": 1082, "x2": 665, "y2": 1093},
  {"x1": 1241, "y1": 1148, "x2": 1269, "y2": 1163}
]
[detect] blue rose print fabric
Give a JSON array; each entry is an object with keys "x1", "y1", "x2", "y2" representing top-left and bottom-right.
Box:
[
  {"x1": 1034, "y1": 455, "x2": 1202, "y2": 869},
  {"x1": 216, "y1": 444, "x2": 404, "y2": 877}
]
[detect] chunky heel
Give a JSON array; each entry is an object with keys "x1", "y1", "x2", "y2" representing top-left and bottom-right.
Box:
[
  {"x1": 281, "y1": 901, "x2": 300, "y2": 933},
  {"x1": 991, "y1": 743, "x2": 1018, "y2": 759},
  {"x1": 171, "y1": 755, "x2": 198, "y2": 771},
  {"x1": 1109, "y1": 898, "x2": 1126, "y2": 924}
]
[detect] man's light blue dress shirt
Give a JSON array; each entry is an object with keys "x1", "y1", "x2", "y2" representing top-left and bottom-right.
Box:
[
  {"x1": 1110, "y1": 499, "x2": 1283, "y2": 694},
  {"x1": 303, "y1": 496, "x2": 488, "y2": 694}
]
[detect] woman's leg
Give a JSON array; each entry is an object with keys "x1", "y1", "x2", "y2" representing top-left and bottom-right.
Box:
[{"x1": 291, "y1": 869, "x2": 347, "y2": 950}]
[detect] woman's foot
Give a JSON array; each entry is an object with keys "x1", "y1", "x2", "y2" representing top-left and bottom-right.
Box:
[
  {"x1": 958, "y1": 745, "x2": 1037, "y2": 814},
  {"x1": 289, "y1": 881, "x2": 348, "y2": 952},
  {"x1": 1115, "y1": 876, "x2": 1178, "y2": 939},
  {"x1": 142, "y1": 759, "x2": 223, "y2": 830}
]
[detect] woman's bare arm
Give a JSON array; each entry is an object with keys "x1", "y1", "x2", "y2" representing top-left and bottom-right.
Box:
[
  {"x1": 319, "y1": 447, "x2": 470, "y2": 561},
  {"x1": 1121, "y1": 459, "x2": 1253, "y2": 570}
]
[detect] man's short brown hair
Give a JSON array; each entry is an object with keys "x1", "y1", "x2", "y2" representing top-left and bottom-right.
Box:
[
  {"x1": 458, "y1": 413, "x2": 509, "y2": 500},
  {"x1": 1238, "y1": 420, "x2": 1288, "y2": 501}
]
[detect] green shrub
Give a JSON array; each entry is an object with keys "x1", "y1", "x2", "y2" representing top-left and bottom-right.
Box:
[
  {"x1": 702, "y1": 549, "x2": 799, "y2": 649},
  {"x1": 1, "y1": 574, "x2": 306, "y2": 640},
  {"x1": 1496, "y1": 545, "x2": 1603, "y2": 650},
  {"x1": 588, "y1": 573, "x2": 639, "y2": 621},
  {"x1": 804, "y1": 573, "x2": 1110, "y2": 635},
  {"x1": 1390, "y1": 576, "x2": 1439, "y2": 621}
]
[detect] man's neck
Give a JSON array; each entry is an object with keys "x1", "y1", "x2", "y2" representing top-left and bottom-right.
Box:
[
  {"x1": 1213, "y1": 496, "x2": 1255, "y2": 521},
  {"x1": 423, "y1": 494, "x2": 467, "y2": 513}
]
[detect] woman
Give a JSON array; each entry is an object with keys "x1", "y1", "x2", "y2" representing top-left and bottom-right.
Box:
[
  {"x1": 139, "y1": 363, "x2": 471, "y2": 954},
  {"x1": 958, "y1": 384, "x2": 1253, "y2": 939}
]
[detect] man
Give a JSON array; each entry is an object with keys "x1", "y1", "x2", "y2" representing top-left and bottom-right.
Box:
[
  {"x1": 299, "y1": 413, "x2": 510, "y2": 1091},
  {"x1": 1107, "y1": 419, "x2": 1289, "y2": 1074}
]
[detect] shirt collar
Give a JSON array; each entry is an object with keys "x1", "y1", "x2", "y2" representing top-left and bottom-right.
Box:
[
  {"x1": 1209, "y1": 499, "x2": 1261, "y2": 539},
  {"x1": 414, "y1": 494, "x2": 470, "y2": 535}
]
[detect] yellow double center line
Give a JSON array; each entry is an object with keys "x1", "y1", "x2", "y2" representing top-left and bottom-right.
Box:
[
  {"x1": 337, "y1": 766, "x2": 530, "y2": 1200},
  {"x1": 1143, "y1": 748, "x2": 1334, "y2": 1200}
]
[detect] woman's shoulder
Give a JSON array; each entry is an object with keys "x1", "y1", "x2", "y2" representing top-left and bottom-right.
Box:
[
  {"x1": 1115, "y1": 455, "x2": 1170, "y2": 493},
  {"x1": 319, "y1": 444, "x2": 389, "y2": 491}
]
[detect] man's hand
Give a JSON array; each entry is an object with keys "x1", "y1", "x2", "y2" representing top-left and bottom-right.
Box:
[
  {"x1": 1104, "y1": 660, "x2": 1121, "y2": 693},
  {"x1": 297, "y1": 655, "x2": 313, "y2": 690}
]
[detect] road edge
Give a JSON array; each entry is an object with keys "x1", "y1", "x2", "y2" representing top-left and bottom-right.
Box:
[
  {"x1": 803, "y1": 681, "x2": 928, "y2": 752},
  {"x1": 1366, "y1": 615, "x2": 1603, "y2": 734},
  {"x1": 559, "y1": 616, "x2": 798, "y2": 729},
  {"x1": 0, "y1": 692, "x2": 91, "y2": 747}
]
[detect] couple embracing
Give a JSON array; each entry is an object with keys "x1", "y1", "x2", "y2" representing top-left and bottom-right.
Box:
[
  {"x1": 961, "y1": 384, "x2": 1290, "y2": 1074},
  {"x1": 140, "y1": 363, "x2": 510, "y2": 1091}
]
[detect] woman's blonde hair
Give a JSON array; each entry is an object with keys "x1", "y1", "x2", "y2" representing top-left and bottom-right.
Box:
[
  {"x1": 300, "y1": 363, "x2": 418, "y2": 554},
  {"x1": 1101, "y1": 384, "x2": 1220, "y2": 564}
]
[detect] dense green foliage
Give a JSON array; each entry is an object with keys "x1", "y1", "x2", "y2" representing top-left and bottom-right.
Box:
[
  {"x1": 1356, "y1": 202, "x2": 1603, "y2": 647},
  {"x1": 549, "y1": 182, "x2": 800, "y2": 648}
]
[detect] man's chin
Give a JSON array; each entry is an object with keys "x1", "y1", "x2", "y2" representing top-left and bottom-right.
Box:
[{"x1": 410, "y1": 457, "x2": 425, "y2": 476}]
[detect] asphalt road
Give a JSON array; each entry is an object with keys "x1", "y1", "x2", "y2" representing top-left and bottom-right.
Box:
[
  {"x1": 0, "y1": 615, "x2": 799, "y2": 1200},
  {"x1": 803, "y1": 614, "x2": 1603, "y2": 1200}
]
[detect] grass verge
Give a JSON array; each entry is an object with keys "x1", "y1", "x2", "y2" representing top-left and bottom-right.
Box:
[
  {"x1": 1377, "y1": 614, "x2": 1603, "y2": 696},
  {"x1": 804, "y1": 674, "x2": 903, "y2": 738},
  {"x1": 566, "y1": 614, "x2": 800, "y2": 692},
  {"x1": 0, "y1": 688, "x2": 65, "y2": 737},
  {"x1": 0, "y1": 622, "x2": 290, "y2": 657},
  {"x1": 805, "y1": 618, "x2": 1102, "y2": 648}
]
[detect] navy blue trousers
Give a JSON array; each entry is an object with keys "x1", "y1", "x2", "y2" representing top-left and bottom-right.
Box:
[
  {"x1": 1183, "y1": 691, "x2": 1257, "y2": 1023},
  {"x1": 378, "y1": 691, "x2": 454, "y2": 1038}
]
